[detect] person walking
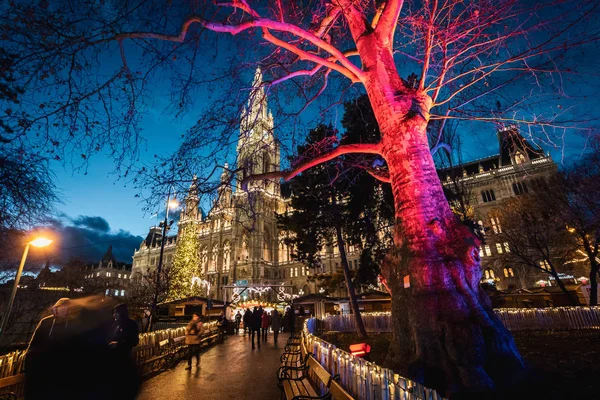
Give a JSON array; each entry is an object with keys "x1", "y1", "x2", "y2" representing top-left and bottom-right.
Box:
[
  {"x1": 243, "y1": 308, "x2": 252, "y2": 336},
  {"x1": 251, "y1": 307, "x2": 263, "y2": 349},
  {"x1": 185, "y1": 313, "x2": 203, "y2": 370},
  {"x1": 271, "y1": 309, "x2": 281, "y2": 343},
  {"x1": 234, "y1": 310, "x2": 242, "y2": 335},
  {"x1": 217, "y1": 311, "x2": 228, "y2": 342},
  {"x1": 261, "y1": 310, "x2": 271, "y2": 342}
]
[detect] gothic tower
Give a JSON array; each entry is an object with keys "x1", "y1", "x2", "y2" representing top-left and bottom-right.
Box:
[{"x1": 236, "y1": 66, "x2": 280, "y2": 196}]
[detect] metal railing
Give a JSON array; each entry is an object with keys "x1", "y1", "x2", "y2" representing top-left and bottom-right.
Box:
[{"x1": 304, "y1": 319, "x2": 445, "y2": 400}]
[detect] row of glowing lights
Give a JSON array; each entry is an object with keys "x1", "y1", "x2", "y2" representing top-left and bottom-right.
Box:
[{"x1": 302, "y1": 320, "x2": 418, "y2": 388}]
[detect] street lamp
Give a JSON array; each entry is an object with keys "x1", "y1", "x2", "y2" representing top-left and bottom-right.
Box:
[
  {"x1": 0, "y1": 237, "x2": 52, "y2": 338},
  {"x1": 149, "y1": 188, "x2": 178, "y2": 330}
]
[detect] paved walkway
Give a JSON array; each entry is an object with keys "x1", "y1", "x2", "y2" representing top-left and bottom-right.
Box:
[{"x1": 138, "y1": 331, "x2": 290, "y2": 400}]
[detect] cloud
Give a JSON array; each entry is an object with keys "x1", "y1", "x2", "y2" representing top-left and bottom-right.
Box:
[
  {"x1": 38, "y1": 215, "x2": 144, "y2": 268},
  {"x1": 72, "y1": 216, "x2": 110, "y2": 232}
]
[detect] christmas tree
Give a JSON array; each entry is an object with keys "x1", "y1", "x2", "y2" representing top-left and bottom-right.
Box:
[{"x1": 167, "y1": 221, "x2": 201, "y2": 301}]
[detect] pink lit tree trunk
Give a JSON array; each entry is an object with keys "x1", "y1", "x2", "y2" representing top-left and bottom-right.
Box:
[{"x1": 357, "y1": 49, "x2": 524, "y2": 393}]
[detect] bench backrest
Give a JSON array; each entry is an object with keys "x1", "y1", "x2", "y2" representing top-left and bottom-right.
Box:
[
  {"x1": 307, "y1": 356, "x2": 332, "y2": 388},
  {"x1": 330, "y1": 379, "x2": 354, "y2": 400}
]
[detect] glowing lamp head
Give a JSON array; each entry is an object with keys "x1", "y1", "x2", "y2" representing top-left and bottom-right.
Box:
[
  {"x1": 30, "y1": 238, "x2": 53, "y2": 248},
  {"x1": 349, "y1": 343, "x2": 371, "y2": 358},
  {"x1": 168, "y1": 199, "x2": 179, "y2": 209}
]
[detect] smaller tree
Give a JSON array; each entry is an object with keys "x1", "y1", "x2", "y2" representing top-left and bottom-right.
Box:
[
  {"x1": 280, "y1": 125, "x2": 367, "y2": 338},
  {"x1": 542, "y1": 151, "x2": 600, "y2": 305},
  {"x1": 498, "y1": 196, "x2": 579, "y2": 305}
]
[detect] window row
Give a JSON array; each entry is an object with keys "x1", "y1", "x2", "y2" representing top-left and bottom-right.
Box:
[
  {"x1": 480, "y1": 177, "x2": 547, "y2": 203},
  {"x1": 479, "y1": 242, "x2": 510, "y2": 257},
  {"x1": 483, "y1": 267, "x2": 515, "y2": 280}
]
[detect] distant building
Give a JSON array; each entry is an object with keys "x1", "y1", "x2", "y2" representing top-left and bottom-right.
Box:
[
  {"x1": 131, "y1": 227, "x2": 177, "y2": 279},
  {"x1": 438, "y1": 127, "x2": 562, "y2": 290},
  {"x1": 83, "y1": 245, "x2": 132, "y2": 297}
]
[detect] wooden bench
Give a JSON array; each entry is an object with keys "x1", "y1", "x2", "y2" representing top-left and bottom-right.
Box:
[
  {"x1": 0, "y1": 374, "x2": 24, "y2": 400},
  {"x1": 278, "y1": 336, "x2": 354, "y2": 400}
]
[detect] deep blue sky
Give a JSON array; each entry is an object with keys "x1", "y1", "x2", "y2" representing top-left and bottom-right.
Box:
[{"x1": 12, "y1": 1, "x2": 596, "y2": 266}]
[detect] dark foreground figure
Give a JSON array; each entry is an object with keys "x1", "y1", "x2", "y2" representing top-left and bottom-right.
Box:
[{"x1": 24, "y1": 297, "x2": 141, "y2": 400}]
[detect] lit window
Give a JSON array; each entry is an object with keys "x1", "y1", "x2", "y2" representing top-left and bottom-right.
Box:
[
  {"x1": 539, "y1": 260, "x2": 551, "y2": 272},
  {"x1": 121, "y1": 290, "x2": 125, "y2": 296},
  {"x1": 514, "y1": 151, "x2": 527, "y2": 164},
  {"x1": 484, "y1": 245, "x2": 492, "y2": 257},
  {"x1": 479, "y1": 247, "x2": 484, "y2": 257},
  {"x1": 118, "y1": 274, "x2": 122, "y2": 278},
  {"x1": 484, "y1": 269, "x2": 495, "y2": 279},
  {"x1": 490, "y1": 217, "x2": 502, "y2": 234},
  {"x1": 503, "y1": 267, "x2": 514, "y2": 278},
  {"x1": 106, "y1": 289, "x2": 109, "y2": 295},
  {"x1": 97, "y1": 272, "x2": 100, "y2": 277},
  {"x1": 503, "y1": 242, "x2": 510, "y2": 252},
  {"x1": 496, "y1": 243, "x2": 503, "y2": 254},
  {"x1": 114, "y1": 289, "x2": 119, "y2": 296}
]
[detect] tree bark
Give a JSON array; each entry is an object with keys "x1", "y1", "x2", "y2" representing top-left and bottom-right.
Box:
[
  {"x1": 589, "y1": 263, "x2": 598, "y2": 306},
  {"x1": 335, "y1": 224, "x2": 368, "y2": 339},
  {"x1": 357, "y1": 53, "x2": 525, "y2": 395}
]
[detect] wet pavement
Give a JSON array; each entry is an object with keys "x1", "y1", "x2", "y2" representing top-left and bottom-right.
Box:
[{"x1": 138, "y1": 331, "x2": 289, "y2": 400}]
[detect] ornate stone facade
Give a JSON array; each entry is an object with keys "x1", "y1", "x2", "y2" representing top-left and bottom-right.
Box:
[
  {"x1": 131, "y1": 68, "x2": 361, "y2": 301},
  {"x1": 439, "y1": 127, "x2": 561, "y2": 290}
]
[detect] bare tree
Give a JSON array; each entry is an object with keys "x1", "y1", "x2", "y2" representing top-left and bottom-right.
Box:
[
  {"x1": 497, "y1": 196, "x2": 580, "y2": 305},
  {"x1": 3, "y1": 0, "x2": 600, "y2": 395}
]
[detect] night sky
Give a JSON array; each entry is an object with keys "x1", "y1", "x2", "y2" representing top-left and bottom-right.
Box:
[{"x1": 4, "y1": 1, "x2": 598, "y2": 267}]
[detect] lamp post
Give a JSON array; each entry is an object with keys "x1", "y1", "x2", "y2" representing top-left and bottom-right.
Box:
[
  {"x1": 0, "y1": 238, "x2": 52, "y2": 338},
  {"x1": 149, "y1": 188, "x2": 178, "y2": 331}
]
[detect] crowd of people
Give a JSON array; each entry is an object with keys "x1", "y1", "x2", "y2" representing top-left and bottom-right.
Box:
[
  {"x1": 238, "y1": 306, "x2": 296, "y2": 349},
  {"x1": 24, "y1": 296, "x2": 140, "y2": 400}
]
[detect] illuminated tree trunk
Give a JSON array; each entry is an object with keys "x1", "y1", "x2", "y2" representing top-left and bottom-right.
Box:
[{"x1": 360, "y1": 52, "x2": 526, "y2": 395}]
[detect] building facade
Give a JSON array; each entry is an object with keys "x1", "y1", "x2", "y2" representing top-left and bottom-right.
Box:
[
  {"x1": 84, "y1": 245, "x2": 132, "y2": 297},
  {"x1": 438, "y1": 127, "x2": 566, "y2": 290},
  {"x1": 132, "y1": 68, "x2": 362, "y2": 301}
]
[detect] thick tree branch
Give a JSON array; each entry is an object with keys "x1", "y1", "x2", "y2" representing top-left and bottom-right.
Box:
[
  {"x1": 377, "y1": 0, "x2": 405, "y2": 46},
  {"x1": 367, "y1": 169, "x2": 392, "y2": 183},
  {"x1": 241, "y1": 143, "x2": 383, "y2": 190}
]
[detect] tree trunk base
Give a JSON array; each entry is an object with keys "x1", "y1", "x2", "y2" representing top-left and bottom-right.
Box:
[{"x1": 383, "y1": 243, "x2": 526, "y2": 398}]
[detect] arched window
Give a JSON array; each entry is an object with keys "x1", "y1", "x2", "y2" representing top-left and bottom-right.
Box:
[
  {"x1": 481, "y1": 189, "x2": 496, "y2": 203},
  {"x1": 279, "y1": 240, "x2": 288, "y2": 263},
  {"x1": 513, "y1": 151, "x2": 527, "y2": 164},
  {"x1": 241, "y1": 235, "x2": 249, "y2": 260},
  {"x1": 489, "y1": 216, "x2": 502, "y2": 234},
  {"x1": 209, "y1": 244, "x2": 218, "y2": 272},
  {"x1": 263, "y1": 153, "x2": 271, "y2": 174},
  {"x1": 483, "y1": 268, "x2": 495, "y2": 280},
  {"x1": 503, "y1": 267, "x2": 515, "y2": 278},
  {"x1": 512, "y1": 181, "x2": 529, "y2": 195},
  {"x1": 223, "y1": 242, "x2": 231, "y2": 272},
  {"x1": 200, "y1": 246, "x2": 208, "y2": 273}
]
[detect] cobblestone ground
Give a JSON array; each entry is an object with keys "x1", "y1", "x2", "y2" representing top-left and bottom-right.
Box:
[{"x1": 138, "y1": 331, "x2": 289, "y2": 400}]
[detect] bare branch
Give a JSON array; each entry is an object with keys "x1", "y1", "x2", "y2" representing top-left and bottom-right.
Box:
[{"x1": 241, "y1": 142, "x2": 383, "y2": 189}]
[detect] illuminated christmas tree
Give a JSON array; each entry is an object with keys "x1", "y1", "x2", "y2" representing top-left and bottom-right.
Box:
[{"x1": 167, "y1": 220, "x2": 201, "y2": 301}]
